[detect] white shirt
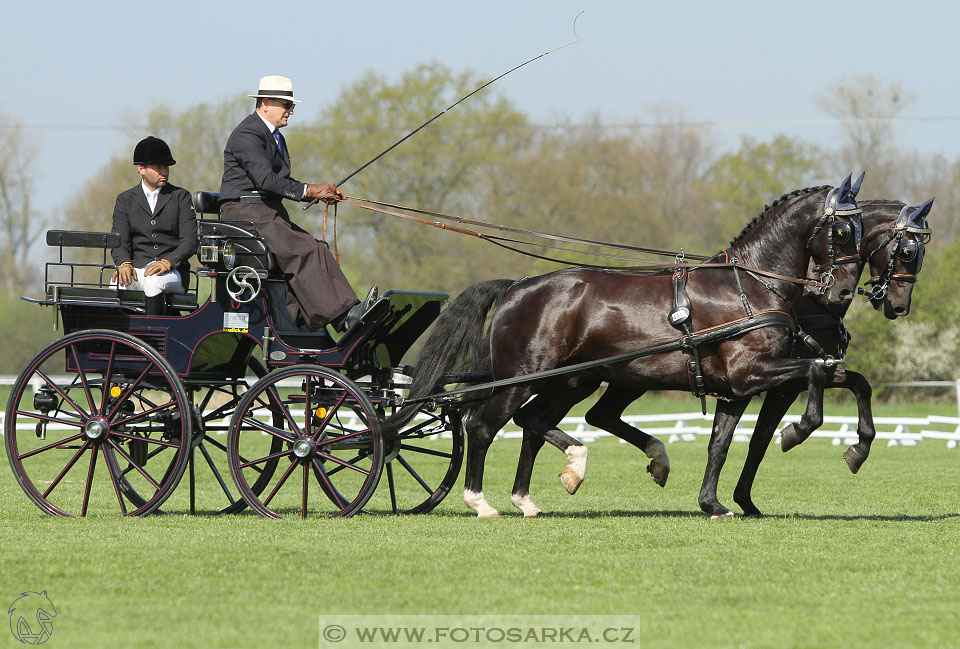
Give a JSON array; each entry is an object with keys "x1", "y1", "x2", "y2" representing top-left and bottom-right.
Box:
[{"x1": 141, "y1": 181, "x2": 161, "y2": 214}]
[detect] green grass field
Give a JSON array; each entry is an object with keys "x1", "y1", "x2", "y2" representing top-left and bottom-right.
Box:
[{"x1": 3, "y1": 425, "x2": 960, "y2": 649}]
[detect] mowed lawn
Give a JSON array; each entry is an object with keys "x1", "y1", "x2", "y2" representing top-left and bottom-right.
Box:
[{"x1": 2, "y1": 431, "x2": 960, "y2": 648}]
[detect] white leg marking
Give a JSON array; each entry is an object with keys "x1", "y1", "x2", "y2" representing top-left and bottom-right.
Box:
[
  {"x1": 463, "y1": 489, "x2": 499, "y2": 518},
  {"x1": 559, "y1": 444, "x2": 588, "y2": 494},
  {"x1": 511, "y1": 494, "x2": 542, "y2": 518}
]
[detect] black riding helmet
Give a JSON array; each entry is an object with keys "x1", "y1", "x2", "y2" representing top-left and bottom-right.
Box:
[{"x1": 133, "y1": 136, "x2": 176, "y2": 166}]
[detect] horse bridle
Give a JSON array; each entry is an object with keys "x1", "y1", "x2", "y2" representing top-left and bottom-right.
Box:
[
  {"x1": 806, "y1": 186, "x2": 863, "y2": 294},
  {"x1": 862, "y1": 206, "x2": 932, "y2": 301}
]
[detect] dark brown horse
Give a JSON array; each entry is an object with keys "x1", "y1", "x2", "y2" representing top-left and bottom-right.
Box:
[
  {"x1": 731, "y1": 197, "x2": 934, "y2": 516},
  {"x1": 399, "y1": 179, "x2": 865, "y2": 517},
  {"x1": 513, "y1": 197, "x2": 934, "y2": 518}
]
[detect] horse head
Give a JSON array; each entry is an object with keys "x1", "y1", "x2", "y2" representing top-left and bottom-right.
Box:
[
  {"x1": 862, "y1": 197, "x2": 934, "y2": 318},
  {"x1": 805, "y1": 173, "x2": 865, "y2": 310}
]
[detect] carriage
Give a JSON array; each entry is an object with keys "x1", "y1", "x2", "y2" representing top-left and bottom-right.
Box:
[
  {"x1": 4, "y1": 192, "x2": 467, "y2": 518},
  {"x1": 5, "y1": 176, "x2": 934, "y2": 520}
]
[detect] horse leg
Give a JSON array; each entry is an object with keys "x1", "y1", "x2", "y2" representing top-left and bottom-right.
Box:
[
  {"x1": 584, "y1": 386, "x2": 670, "y2": 486},
  {"x1": 771, "y1": 362, "x2": 829, "y2": 452},
  {"x1": 463, "y1": 387, "x2": 534, "y2": 518},
  {"x1": 510, "y1": 381, "x2": 601, "y2": 512},
  {"x1": 510, "y1": 429, "x2": 546, "y2": 517},
  {"x1": 733, "y1": 390, "x2": 797, "y2": 518},
  {"x1": 830, "y1": 369, "x2": 875, "y2": 473},
  {"x1": 699, "y1": 397, "x2": 751, "y2": 519}
]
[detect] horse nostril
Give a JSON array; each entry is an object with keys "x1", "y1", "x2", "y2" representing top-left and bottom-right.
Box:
[
  {"x1": 894, "y1": 306, "x2": 907, "y2": 316},
  {"x1": 838, "y1": 289, "x2": 853, "y2": 301}
]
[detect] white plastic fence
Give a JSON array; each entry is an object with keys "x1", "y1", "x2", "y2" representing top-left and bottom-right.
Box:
[{"x1": 2, "y1": 375, "x2": 959, "y2": 449}]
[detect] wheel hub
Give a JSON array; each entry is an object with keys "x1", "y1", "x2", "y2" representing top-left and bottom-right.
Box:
[
  {"x1": 83, "y1": 417, "x2": 109, "y2": 441},
  {"x1": 292, "y1": 437, "x2": 316, "y2": 459}
]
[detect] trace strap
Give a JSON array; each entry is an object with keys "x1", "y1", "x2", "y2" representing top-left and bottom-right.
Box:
[{"x1": 400, "y1": 311, "x2": 798, "y2": 406}]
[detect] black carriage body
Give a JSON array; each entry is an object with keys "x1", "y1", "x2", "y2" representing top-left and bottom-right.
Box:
[
  {"x1": 9, "y1": 221, "x2": 460, "y2": 519},
  {"x1": 42, "y1": 223, "x2": 447, "y2": 382}
]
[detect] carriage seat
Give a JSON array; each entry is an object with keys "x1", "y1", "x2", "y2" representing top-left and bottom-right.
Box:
[
  {"x1": 192, "y1": 191, "x2": 221, "y2": 215},
  {"x1": 44, "y1": 230, "x2": 198, "y2": 314}
]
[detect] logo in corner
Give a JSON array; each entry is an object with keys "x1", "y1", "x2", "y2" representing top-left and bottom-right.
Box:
[{"x1": 8, "y1": 591, "x2": 57, "y2": 645}]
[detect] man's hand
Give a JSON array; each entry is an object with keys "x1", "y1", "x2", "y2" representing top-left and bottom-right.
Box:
[
  {"x1": 114, "y1": 262, "x2": 135, "y2": 286},
  {"x1": 305, "y1": 183, "x2": 344, "y2": 205},
  {"x1": 144, "y1": 259, "x2": 173, "y2": 277}
]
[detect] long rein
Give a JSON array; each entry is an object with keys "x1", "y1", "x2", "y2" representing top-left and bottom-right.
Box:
[{"x1": 321, "y1": 196, "x2": 825, "y2": 291}]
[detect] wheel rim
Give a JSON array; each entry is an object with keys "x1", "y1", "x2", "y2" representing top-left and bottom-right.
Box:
[
  {"x1": 5, "y1": 330, "x2": 191, "y2": 517},
  {"x1": 362, "y1": 406, "x2": 463, "y2": 514},
  {"x1": 227, "y1": 365, "x2": 383, "y2": 518}
]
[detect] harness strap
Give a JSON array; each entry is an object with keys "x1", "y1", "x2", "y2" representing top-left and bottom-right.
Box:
[{"x1": 405, "y1": 311, "x2": 797, "y2": 406}]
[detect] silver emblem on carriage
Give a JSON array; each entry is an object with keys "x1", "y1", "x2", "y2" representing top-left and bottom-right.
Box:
[
  {"x1": 669, "y1": 307, "x2": 690, "y2": 325},
  {"x1": 270, "y1": 351, "x2": 286, "y2": 361}
]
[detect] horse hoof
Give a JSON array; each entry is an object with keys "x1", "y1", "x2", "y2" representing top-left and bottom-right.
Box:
[
  {"x1": 780, "y1": 424, "x2": 801, "y2": 452},
  {"x1": 710, "y1": 511, "x2": 735, "y2": 520},
  {"x1": 511, "y1": 494, "x2": 542, "y2": 518},
  {"x1": 559, "y1": 468, "x2": 583, "y2": 495},
  {"x1": 478, "y1": 511, "x2": 500, "y2": 519},
  {"x1": 843, "y1": 446, "x2": 867, "y2": 474},
  {"x1": 740, "y1": 511, "x2": 764, "y2": 519},
  {"x1": 647, "y1": 461, "x2": 669, "y2": 487}
]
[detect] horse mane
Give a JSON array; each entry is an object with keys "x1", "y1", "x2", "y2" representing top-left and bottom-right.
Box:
[{"x1": 729, "y1": 185, "x2": 830, "y2": 247}]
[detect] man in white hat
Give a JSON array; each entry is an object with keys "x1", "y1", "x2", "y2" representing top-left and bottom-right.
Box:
[{"x1": 220, "y1": 75, "x2": 376, "y2": 331}]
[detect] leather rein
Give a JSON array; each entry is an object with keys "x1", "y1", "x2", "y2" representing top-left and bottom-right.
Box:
[{"x1": 327, "y1": 195, "x2": 830, "y2": 291}]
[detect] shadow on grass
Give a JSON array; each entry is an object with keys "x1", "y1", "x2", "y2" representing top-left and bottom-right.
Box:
[
  {"x1": 144, "y1": 507, "x2": 960, "y2": 522},
  {"x1": 773, "y1": 511, "x2": 960, "y2": 523}
]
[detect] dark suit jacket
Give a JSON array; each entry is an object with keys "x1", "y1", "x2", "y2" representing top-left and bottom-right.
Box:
[
  {"x1": 219, "y1": 113, "x2": 305, "y2": 201},
  {"x1": 111, "y1": 183, "x2": 197, "y2": 271}
]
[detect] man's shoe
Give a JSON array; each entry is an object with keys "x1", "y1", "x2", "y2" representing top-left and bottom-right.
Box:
[
  {"x1": 341, "y1": 285, "x2": 379, "y2": 331},
  {"x1": 361, "y1": 285, "x2": 379, "y2": 312}
]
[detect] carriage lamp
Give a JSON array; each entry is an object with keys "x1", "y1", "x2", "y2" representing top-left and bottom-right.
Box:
[
  {"x1": 33, "y1": 387, "x2": 58, "y2": 413},
  {"x1": 110, "y1": 385, "x2": 123, "y2": 399},
  {"x1": 199, "y1": 244, "x2": 219, "y2": 263},
  {"x1": 222, "y1": 241, "x2": 237, "y2": 270},
  {"x1": 315, "y1": 407, "x2": 327, "y2": 420}
]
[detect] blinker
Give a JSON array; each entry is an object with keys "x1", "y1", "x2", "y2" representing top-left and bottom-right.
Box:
[{"x1": 831, "y1": 221, "x2": 852, "y2": 245}]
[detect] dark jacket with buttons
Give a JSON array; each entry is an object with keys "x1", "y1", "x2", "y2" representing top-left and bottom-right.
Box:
[
  {"x1": 219, "y1": 113, "x2": 304, "y2": 201},
  {"x1": 111, "y1": 182, "x2": 197, "y2": 270}
]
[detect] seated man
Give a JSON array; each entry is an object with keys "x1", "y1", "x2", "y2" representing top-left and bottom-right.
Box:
[
  {"x1": 219, "y1": 74, "x2": 376, "y2": 332},
  {"x1": 111, "y1": 136, "x2": 197, "y2": 315}
]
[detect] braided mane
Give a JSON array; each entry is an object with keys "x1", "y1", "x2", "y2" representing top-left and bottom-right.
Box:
[{"x1": 729, "y1": 185, "x2": 829, "y2": 247}]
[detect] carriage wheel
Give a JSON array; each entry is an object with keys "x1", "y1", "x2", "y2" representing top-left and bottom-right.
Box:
[
  {"x1": 4, "y1": 330, "x2": 191, "y2": 517},
  {"x1": 112, "y1": 357, "x2": 283, "y2": 516},
  {"x1": 363, "y1": 405, "x2": 463, "y2": 514},
  {"x1": 182, "y1": 358, "x2": 282, "y2": 515},
  {"x1": 227, "y1": 364, "x2": 383, "y2": 518}
]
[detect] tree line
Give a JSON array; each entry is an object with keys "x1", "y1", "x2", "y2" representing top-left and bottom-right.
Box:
[{"x1": 0, "y1": 64, "x2": 957, "y2": 398}]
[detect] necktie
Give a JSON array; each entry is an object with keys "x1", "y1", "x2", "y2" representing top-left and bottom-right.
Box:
[{"x1": 274, "y1": 131, "x2": 286, "y2": 158}]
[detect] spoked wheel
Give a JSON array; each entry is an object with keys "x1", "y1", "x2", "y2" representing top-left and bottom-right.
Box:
[
  {"x1": 363, "y1": 405, "x2": 463, "y2": 514},
  {"x1": 181, "y1": 358, "x2": 282, "y2": 515},
  {"x1": 227, "y1": 364, "x2": 384, "y2": 518},
  {"x1": 5, "y1": 330, "x2": 191, "y2": 517}
]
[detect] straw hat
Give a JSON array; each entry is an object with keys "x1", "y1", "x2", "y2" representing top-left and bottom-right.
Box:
[{"x1": 248, "y1": 75, "x2": 302, "y2": 103}]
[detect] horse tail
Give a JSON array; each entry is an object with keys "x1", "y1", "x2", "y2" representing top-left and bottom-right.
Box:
[{"x1": 386, "y1": 278, "x2": 513, "y2": 429}]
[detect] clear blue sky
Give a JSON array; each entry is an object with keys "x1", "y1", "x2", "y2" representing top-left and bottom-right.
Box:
[{"x1": 6, "y1": 0, "x2": 959, "y2": 216}]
